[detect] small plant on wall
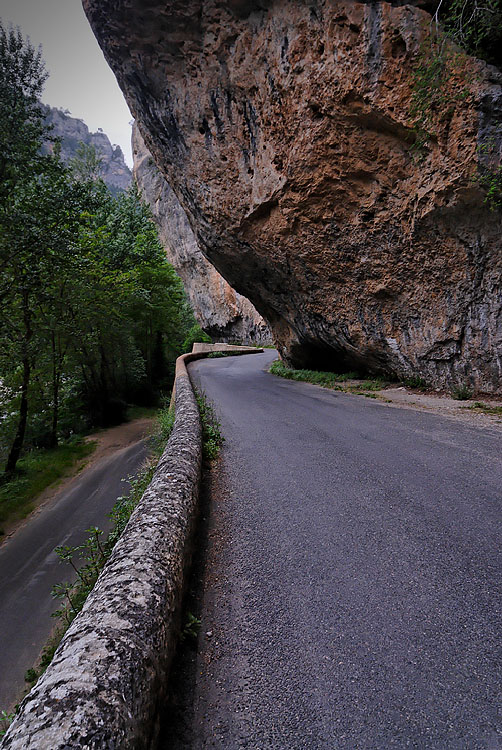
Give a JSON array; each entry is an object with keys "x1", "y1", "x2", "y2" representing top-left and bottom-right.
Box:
[{"x1": 409, "y1": 0, "x2": 502, "y2": 207}]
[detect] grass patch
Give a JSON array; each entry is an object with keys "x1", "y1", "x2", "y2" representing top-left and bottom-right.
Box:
[
  {"x1": 0, "y1": 439, "x2": 97, "y2": 535},
  {"x1": 269, "y1": 359, "x2": 358, "y2": 387},
  {"x1": 467, "y1": 401, "x2": 502, "y2": 416},
  {"x1": 126, "y1": 405, "x2": 159, "y2": 421},
  {"x1": 351, "y1": 380, "x2": 385, "y2": 392},
  {"x1": 452, "y1": 384, "x2": 474, "y2": 401},
  {"x1": 195, "y1": 390, "x2": 224, "y2": 461},
  {"x1": 403, "y1": 376, "x2": 429, "y2": 391},
  {"x1": 0, "y1": 709, "x2": 16, "y2": 738},
  {"x1": 206, "y1": 351, "x2": 239, "y2": 359},
  {"x1": 268, "y1": 359, "x2": 386, "y2": 395}
]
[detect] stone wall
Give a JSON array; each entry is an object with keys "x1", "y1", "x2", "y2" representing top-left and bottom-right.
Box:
[
  {"x1": 0, "y1": 347, "x2": 261, "y2": 748},
  {"x1": 1, "y1": 370, "x2": 201, "y2": 748}
]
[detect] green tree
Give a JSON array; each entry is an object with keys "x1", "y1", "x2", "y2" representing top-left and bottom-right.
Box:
[
  {"x1": 0, "y1": 22, "x2": 197, "y2": 476},
  {"x1": 0, "y1": 22, "x2": 51, "y2": 205},
  {"x1": 0, "y1": 21, "x2": 60, "y2": 473},
  {"x1": 183, "y1": 324, "x2": 211, "y2": 353},
  {"x1": 0, "y1": 166, "x2": 92, "y2": 469},
  {"x1": 69, "y1": 142, "x2": 103, "y2": 183}
]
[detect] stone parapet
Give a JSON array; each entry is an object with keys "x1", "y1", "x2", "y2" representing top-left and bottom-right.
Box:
[
  {"x1": 1, "y1": 345, "x2": 261, "y2": 748},
  {"x1": 1, "y1": 375, "x2": 201, "y2": 748}
]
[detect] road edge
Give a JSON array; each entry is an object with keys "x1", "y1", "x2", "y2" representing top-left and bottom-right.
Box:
[{"x1": 0, "y1": 346, "x2": 261, "y2": 749}]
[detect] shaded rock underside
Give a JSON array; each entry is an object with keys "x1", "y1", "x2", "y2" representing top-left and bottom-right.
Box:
[{"x1": 133, "y1": 125, "x2": 270, "y2": 344}]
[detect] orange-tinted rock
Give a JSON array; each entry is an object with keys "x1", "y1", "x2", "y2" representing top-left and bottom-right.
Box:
[
  {"x1": 83, "y1": 0, "x2": 502, "y2": 392},
  {"x1": 133, "y1": 125, "x2": 270, "y2": 343}
]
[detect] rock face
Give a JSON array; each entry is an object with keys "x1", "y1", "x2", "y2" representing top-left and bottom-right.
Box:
[
  {"x1": 44, "y1": 106, "x2": 131, "y2": 193},
  {"x1": 132, "y1": 125, "x2": 270, "y2": 343},
  {"x1": 83, "y1": 0, "x2": 502, "y2": 392}
]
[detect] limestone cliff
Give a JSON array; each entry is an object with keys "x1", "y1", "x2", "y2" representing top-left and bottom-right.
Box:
[
  {"x1": 133, "y1": 125, "x2": 270, "y2": 343},
  {"x1": 83, "y1": 0, "x2": 502, "y2": 393},
  {"x1": 43, "y1": 106, "x2": 131, "y2": 194}
]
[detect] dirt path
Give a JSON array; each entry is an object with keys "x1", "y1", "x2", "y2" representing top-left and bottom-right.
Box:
[{"x1": 363, "y1": 385, "x2": 502, "y2": 429}]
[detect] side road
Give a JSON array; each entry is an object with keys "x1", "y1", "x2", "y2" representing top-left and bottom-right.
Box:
[
  {"x1": 176, "y1": 350, "x2": 502, "y2": 749},
  {"x1": 0, "y1": 423, "x2": 152, "y2": 711},
  {"x1": 1, "y1": 344, "x2": 260, "y2": 748}
]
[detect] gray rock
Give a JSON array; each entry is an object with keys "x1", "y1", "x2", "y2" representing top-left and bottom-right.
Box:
[
  {"x1": 133, "y1": 124, "x2": 271, "y2": 344},
  {"x1": 43, "y1": 106, "x2": 132, "y2": 194}
]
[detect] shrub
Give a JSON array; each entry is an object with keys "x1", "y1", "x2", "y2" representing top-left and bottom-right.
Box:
[
  {"x1": 182, "y1": 325, "x2": 211, "y2": 353},
  {"x1": 452, "y1": 384, "x2": 473, "y2": 400}
]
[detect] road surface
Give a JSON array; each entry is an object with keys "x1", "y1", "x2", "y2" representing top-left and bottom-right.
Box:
[
  {"x1": 0, "y1": 438, "x2": 149, "y2": 710},
  {"x1": 165, "y1": 350, "x2": 501, "y2": 749}
]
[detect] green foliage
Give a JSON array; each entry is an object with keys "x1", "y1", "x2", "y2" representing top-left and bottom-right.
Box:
[
  {"x1": 153, "y1": 402, "x2": 176, "y2": 452},
  {"x1": 269, "y1": 359, "x2": 358, "y2": 386},
  {"x1": 195, "y1": 390, "x2": 224, "y2": 460},
  {"x1": 409, "y1": 35, "x2": 470, "y2": 157},
  {"x1": 182, "y1": 324, "x2": 211, "y2": 353},
  {"x1": 476, "y1": 162, "x2": 502, "y2": 210},
  {"x1": 440, "y1": 0, "x2": 502, "y2": 66},
  {"x1": 24, "y1": 668, "x2": 38, "y2": 684},
  {"x1": 25, "y1": 403, "x2": 176, "y2": 685},
  {"x1": 268, "y1": 360, "x2": 390, "y2": 396},
  {"x1": 357, "y1": 380, "x2": 385, "y2": 392},
  {"x1": 403, "y1": 375, "x2": 429, "y2": 390},
  {"x1": 0, "y1": 709, "x2": 16, "y2": 737},
  {"x1": 206, "y1": 350, "x2": 249, "y2": 359},
  {"x1": 181, "y1": 612, "x2": 201, "y2": 642},
  {"x1": 69, "y1": 142, "x2": 103, "y2": 182},
  {"x1": 0, "y1": 21, "x2": 51, "y2": 201},
  {"x1": 0, "y1": 23, "x2": 197, "y2": 477},
  {"x1": 0, "y1": 439, "x2": 96, "y2": 534},
  {"x1": 468, "y1": 401, "x2": 502, "y2": 415},
  {"x1": 409, "y1": 1, "x2": 501, "y2": 201},
  {"x1": 452, "y1": 384, "x2": 473, "y2": 400}
]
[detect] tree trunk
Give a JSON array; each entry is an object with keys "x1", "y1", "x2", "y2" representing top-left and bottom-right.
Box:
[
  {"x1": 5, "y1": 355, "x2": 30, "y2": 476},
  {"x1": 50, "y1": 332, "x2": 59, "y2": 449},
  {"x1": 5, "y1": 292, "x2": 32, "y2": 476}
]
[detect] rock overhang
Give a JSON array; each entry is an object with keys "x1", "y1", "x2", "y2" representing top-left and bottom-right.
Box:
[{"x1": 83, "y1": 0, "x2": 502, "y2": 392}]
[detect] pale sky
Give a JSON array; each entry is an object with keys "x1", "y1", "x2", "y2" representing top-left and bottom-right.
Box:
[{"x1": 0, "y1": 0, "x2": 134, "y2": 166}]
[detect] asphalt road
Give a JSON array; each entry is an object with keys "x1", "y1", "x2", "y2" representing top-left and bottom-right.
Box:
[
  {"x1": 179, "y1": 350, "x2": 501, "y2": 749},
  {"x1": 0, "y1": 438, "x2": 149, "y2": 710}
]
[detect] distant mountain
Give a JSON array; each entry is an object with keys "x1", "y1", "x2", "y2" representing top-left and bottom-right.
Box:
[{"x1": 43, "y1": 106, "x2": 131, "y2": 194}]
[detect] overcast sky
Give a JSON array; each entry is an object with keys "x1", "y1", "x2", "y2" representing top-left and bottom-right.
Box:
[{"x1": 0, "y1": 0, "x2": 134, "y2": 166}]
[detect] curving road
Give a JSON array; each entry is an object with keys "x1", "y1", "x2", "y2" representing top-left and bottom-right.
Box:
[
  {"x1": 167, "y1": 350, "x2": 501, "y2": 749},
  {"x1": 0, "y1": 438, "x2": 149, "y2": 711}
]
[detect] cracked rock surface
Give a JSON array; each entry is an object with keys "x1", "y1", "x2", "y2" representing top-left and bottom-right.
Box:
[{"x1": 133, "y1": 124, "x2": 270, "y2": 344}]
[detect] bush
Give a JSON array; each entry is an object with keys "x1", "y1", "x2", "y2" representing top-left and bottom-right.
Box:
[
  {"x1": 182, "y1": 324, "x2": 211, "y2": 353},
  {"x1": 452, "y1": 384, "x2": 473, "y2": 400}
]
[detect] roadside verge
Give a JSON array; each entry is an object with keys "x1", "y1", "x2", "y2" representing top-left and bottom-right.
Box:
[{"x1": 1, "y1": 345, "x2": 261, "y2": 748}]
